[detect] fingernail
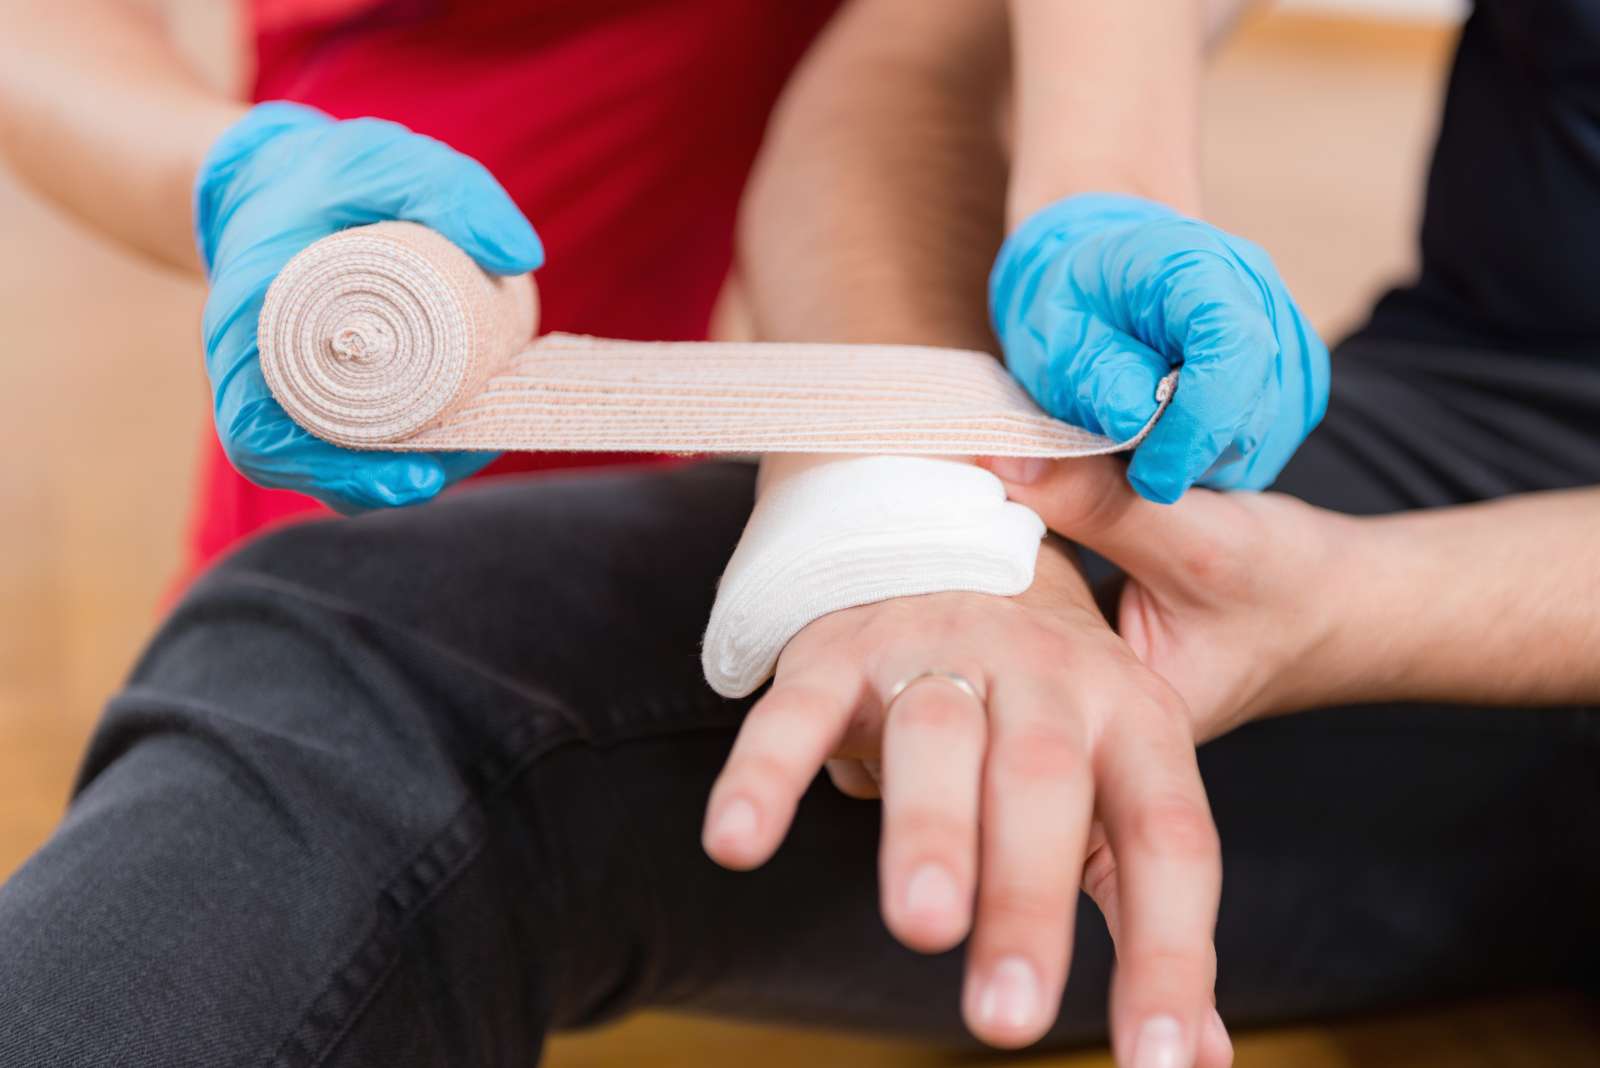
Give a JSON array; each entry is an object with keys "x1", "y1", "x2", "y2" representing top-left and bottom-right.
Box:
[
  {"x1": 1207, "y1": 1007, "x2": 1233, "y2": 1058},
  {"x1": 709, "y1": 798, "x2": 757, "y2": 843},
  {"x1": 1132, "y1": 1015, "x2": 1185, "y2": 1068},
  {"x1": 904, "y1": 863, "x2": 960, "y2": 919},
  {"x1": 987, "y1": 456, "x2": 1048, "y2": 485},
  {"x1": 977, "y1": 956, "x2": 1039, "y2": 1032}
]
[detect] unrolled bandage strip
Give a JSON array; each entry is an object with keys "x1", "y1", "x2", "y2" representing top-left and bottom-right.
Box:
[
  {"x1": 258, "y1": 221, "x2": 1177, "y2": 695},
  {"x1": 258, "y1": 222, "x2": 1175, "y2": 457}
]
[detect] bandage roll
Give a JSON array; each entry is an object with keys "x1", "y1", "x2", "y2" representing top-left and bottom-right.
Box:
[
  {"x1": 259, "y1": 223, "x2": 537, "y2": 447},
  {"x1": 258, "y1": 222, "x2": 1177, "y2": 457}
]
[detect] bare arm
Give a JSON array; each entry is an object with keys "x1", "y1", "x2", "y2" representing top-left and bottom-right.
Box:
[
  {"x1": 1007, "y1": 0, "x2": 1206, "y2": 221},
  {"x1": 0, "y1": 0, "x2": 246, "y2": 273},
  {"x1": 1344, "y1": 489, "x2": 1600, "y2": 708},
  {"x1": 737, "y1": 0, "x2": 1008, "y2": 352},
  {"x1": 996, "y1": 457, "x2": 1600, "y2": 734}
]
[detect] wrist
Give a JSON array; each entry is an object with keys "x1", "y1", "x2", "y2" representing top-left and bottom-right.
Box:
[
  {"x1": 193, "y1": 101, "x2": 328, "y2": 273},
  {"x1": 1007, "y1": 168, "x2": 1203, "y2": 230},
  {"x1": 1267, "y1": 509, "x2": 1404, "y2": 715}
]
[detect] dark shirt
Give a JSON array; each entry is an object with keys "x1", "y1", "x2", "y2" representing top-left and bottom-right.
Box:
[{"x1": 1360, "y1": 0, "x2": 1600, "y2": 358}]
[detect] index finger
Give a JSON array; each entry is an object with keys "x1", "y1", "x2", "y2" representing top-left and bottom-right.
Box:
[{"x1": 702, "y1": 655, "x2": 864, "y2": 871}]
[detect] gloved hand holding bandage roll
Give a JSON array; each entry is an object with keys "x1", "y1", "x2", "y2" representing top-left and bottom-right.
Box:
[
  {"x1": 199, "y1": 103, "x2": 543, "y2": 512},
  {"x1": 257, "y1": 222, "x2": 1179, "y2": 693}
]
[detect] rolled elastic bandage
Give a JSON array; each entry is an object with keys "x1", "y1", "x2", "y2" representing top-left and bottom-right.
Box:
[{"x1": 701, "y1": 455, "x2": 1047, "y2": 698}]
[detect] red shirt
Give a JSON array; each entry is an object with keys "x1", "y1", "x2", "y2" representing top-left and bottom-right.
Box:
[{"x1": 189, "y1": 0, "x2": 841, "y2": 570}]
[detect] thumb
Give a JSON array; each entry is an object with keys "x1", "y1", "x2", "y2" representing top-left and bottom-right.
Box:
[
  {"x1": 384, "y1": 135, "x2": 544, "y2": 276},
  {"x1": 423, "y1": 156, "x2": 544, "y2": 276},
  {"x1": 979, "y1": 454, "x2": 1199, "y2": 583}
]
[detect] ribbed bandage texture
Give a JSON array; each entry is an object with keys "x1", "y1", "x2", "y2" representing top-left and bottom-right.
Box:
[{"x1": 259, "y1": 222, "x2": 1177, "y2": 456}]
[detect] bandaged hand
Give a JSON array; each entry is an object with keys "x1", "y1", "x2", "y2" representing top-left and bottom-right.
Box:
[
  {"x1": 701, "y1": 537, "x2": 1233, "y2": 1066},
  {"x1": 195, "y1": 102, "x2": 543, "y2": 511},
  {"x1": 985, "y1": 454, "x2": 1351, "y2": 738},
  {"x1": 990, "y1": 193, "x2": 1328, "y2": 504}
]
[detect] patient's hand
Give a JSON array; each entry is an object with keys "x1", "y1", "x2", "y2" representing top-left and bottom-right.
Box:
[
  {"x1": 702, "y1": 540, "x2": 1233, "y2": 1066},
  {"x1": 984, "y1": 455, "x2": 1354, "y2": 739}
]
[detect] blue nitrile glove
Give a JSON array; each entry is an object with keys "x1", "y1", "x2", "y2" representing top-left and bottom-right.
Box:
[
  {"x1": 195, "y1": 102, "x2": 544, "y2": 512},
  {"x1": 990, "y1": 192, "x2": 1328, "y2": 503}
]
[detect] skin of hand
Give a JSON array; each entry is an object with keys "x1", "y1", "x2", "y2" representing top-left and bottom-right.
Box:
[
  {"x1": 983, "y1": 454, "x2": 1355, "y2": 740},
  {"x1": 196, "y1": 101, "x2": 544, "y2": 512},
  {"x1": 990, "y1": 193, "x2": 1330, "y2": 506},
  {"x1": 988, "y1": 455, "x2": 1600, "y2": 720},
  {"x1": 702, "y1": 539, "x2": 1233, "y2": 1067}
]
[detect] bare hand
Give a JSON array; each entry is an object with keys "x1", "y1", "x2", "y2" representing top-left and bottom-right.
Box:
[
  {"x1": 702, "y1": 541, "x2": 1232, "y2": 1065},
  {"x1": 984, "y1": 455, "x2": 1354, "y2": 740}
]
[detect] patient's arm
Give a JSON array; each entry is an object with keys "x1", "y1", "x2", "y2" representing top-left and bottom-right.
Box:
[
  {"x1": 1344, "y1": 488, "x2": 1600, "y2": 707},
  {"x1": 989, "y1": 456, "x2": 1600, "y2": 730}
]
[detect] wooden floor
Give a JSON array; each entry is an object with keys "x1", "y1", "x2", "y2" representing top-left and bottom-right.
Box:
[{"x1": 1, "y1": 10, "x2": 1595, "y2": 1066}]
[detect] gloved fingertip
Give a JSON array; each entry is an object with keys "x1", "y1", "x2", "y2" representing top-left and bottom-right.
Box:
[
  {"x1": 1093, "y1": 365, "x2": 1165, "y2": 442},
  {"x1": 469, "y1": 215, "x2": 544, "y2": 275},
  {"x1": 359, "y1": 457, "x2": 448, "y2": 509},
  {"x1": 1126, "y1": 462, "x2": 1186, "y2": 506}
]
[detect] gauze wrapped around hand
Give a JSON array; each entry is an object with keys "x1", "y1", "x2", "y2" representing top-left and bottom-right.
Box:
[{"x1": 702, "y1": 455, "x2": 1046, "y2": 697}]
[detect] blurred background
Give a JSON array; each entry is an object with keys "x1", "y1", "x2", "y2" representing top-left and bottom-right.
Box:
[{"x1": 1, "y1": 1, "x2": 1597, "y2": 1065}]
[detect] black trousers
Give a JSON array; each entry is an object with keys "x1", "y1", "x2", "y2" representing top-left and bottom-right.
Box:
[{"x1": 7, "y1": 5, "x2": 1600, "y2": 1062}]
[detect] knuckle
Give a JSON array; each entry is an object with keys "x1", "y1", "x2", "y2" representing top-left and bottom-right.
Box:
[
  {"x1": 756, "y1": 681, "x2": 834, "y2": 721},
  {"x1": 725, "y1": 748, "x2": 807, "y2": 801},
  {"x1": 890, "y1": 807, "x2": 975, "y2": 855},
  {"x1": 1172, "y1": 533, "x2": 1236, "y2": 587},
  {"x1": 983, "y1": 881, "x2": 1073, "y2": 927},
  {"x1": 1003, "y1": 625, "x2": 1065, "y2": 668},
  {"x1": 1123, "y1": 947, "x2": 1215, "y2": 991},
  {"x1": 990, "y1": 726, "x2": 1084, "y2": 785},
  {"x1": 1127, "y1": 798, "x2": 1219, "y2": 861},
  {"x1": 1068, "y1": 464, "x2": 1136, "y2": 536},
  {"x1": 853, "y1": 600, "x2": 917, "y2": 652},
  {"x1": 1135, "y1": 677, "x2": 1193, "y2": 732},
  {"x1": 892, "y1": 689, "x2": 982, "y2": 735}
]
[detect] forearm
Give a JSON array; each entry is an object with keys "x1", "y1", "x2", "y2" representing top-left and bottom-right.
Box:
[
  {"x1": 738, "y1": 0, "x2": 1007, "y2": 353},
  {"x1": 0, "y1": 0, "x2": 246, "y2": 272},
  {"x1": 1006, "y1": 0, "x2": 1205, "y2": 222},
  {"x1": 1005, "y1": 0, "x2": 1251, "y2": 224},
  {"x1": 1325, "y1": 488, "x2": 1600, "y2": 708}
]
